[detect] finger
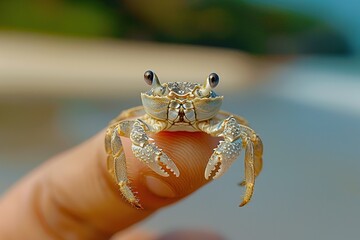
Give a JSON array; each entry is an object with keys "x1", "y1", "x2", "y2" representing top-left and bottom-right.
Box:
[
  {"x1": 126, "y1": 131, "x2": 219, "y2": 208},
  {"x1": 0, "y1": 130, "x2": 218, "y2": 239}
]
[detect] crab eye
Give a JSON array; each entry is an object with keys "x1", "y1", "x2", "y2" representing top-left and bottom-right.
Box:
[
  {"x1": 144, "y1": 70, "x2": 154, "y2": 85},
  {"x1": 208, "y1": 73, "x2": 219, "y2": 88}
]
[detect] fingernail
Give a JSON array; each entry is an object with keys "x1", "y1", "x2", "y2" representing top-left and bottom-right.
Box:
[{"x1": 144, "y1": 175, "x2": 176, "y2": 198}]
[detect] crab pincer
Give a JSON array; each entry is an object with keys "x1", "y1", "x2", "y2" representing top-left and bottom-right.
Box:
[
  {"x1": 132, "y1": 143, "x2": 180, "y2": 177},
  {"x1": 205, "y1": 139, "x2": 243, "y2": 179}
]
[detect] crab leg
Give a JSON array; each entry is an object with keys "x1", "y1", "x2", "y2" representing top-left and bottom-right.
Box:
[
  {"x1": 197, "y1": 115, "x2": 263, "y2": 207},
  {"x1": 106, "y1": 117, "x2": 180, "y2": 208},
  {"x1": 218, "y1": 111, "x2": 263, "y2": 180},
  {"x1": 240, "y1": 136, "x2": 255, "y2": 207},
  {"x1": 239, "y1": 135, "x2": 263, "y2": 184},
  {"x1": 105, "y1": 121, "x2": 142, "y2": 209}
]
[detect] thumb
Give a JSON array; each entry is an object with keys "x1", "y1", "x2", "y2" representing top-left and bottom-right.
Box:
[{"x1": 0, "y1": 129, "x2": 218, "y2": 239}]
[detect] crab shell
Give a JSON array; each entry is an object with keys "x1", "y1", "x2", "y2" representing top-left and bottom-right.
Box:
[{"x1": 141, "y1": 82, "x2": 223, "y2": 123}]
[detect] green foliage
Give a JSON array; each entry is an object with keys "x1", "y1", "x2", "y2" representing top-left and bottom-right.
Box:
[
  {"x1": 0, "y1": 0, "x2": 118, "y2": 36},
  {"x1": 0, "y1": 0, "x2": 349, "y2": 54}
]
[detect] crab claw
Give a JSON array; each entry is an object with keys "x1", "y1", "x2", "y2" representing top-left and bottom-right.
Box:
[
  {"x1": 147, "y1": 152, "x2": 180, "y2": 177},
  {"x1": 132, "y1": 143, "x2": 180, "y2": 177},
  {"x1": 159, "y1": 153, "x2": 180, "y2": 177},
  {"x1": 205, "y1": 139, "x2": 242, "y2": 180},
  {"x1": 204, "y1": 153, "x2": 222, "y2": 179}
]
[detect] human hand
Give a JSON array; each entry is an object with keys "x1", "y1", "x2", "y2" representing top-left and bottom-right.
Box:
[{"x1": 0, "y1": 128, "x2": 225, "y2": 239}]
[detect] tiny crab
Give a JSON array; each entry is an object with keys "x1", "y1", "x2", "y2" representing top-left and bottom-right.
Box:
[{"x1": 105, "y1": 71, "x2": 263, "y2": 209}]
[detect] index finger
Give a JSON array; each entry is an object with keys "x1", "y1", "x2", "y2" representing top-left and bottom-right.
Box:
[{"x1": 0, "y1": 129, "x2": 218, "y2": 239}]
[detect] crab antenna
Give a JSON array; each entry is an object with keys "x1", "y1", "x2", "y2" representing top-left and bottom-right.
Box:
[{"x1": 152, "y1": 72, "x2": 165, "y2": 95}]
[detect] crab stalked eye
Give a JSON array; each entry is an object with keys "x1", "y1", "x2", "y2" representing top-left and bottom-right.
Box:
[
  {"x1": 144, "y1": 70, "x2": 154, "y2": 85},
  {"x1": 208, "y1": 73, "x2": 219, "y2": 88}
]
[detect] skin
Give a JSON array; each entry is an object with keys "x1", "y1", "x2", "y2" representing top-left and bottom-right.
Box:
[{"x1": 0, "y1": 128, "x2": 223, "y2": 239}]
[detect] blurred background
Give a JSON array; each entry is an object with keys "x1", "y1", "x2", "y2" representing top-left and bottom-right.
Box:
[{"x1": 0, "y1": 0, "x2": 359, "y2": 239}]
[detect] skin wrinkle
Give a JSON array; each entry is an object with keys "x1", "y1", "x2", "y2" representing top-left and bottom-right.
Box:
[
  {"x1": 31, "y1": 179, "x2": 63, "y2": 240},
  {"x1": 150, "y1": 131, "x2": 219, "y2": 195},
  {"x1": 46, "y1": 175, "x2": 109, "y2": 240},
  {"x1": 32, "y1": 154, "x2": 109, "y2": 240}
]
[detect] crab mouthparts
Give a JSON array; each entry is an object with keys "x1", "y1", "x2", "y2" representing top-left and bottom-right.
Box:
[{"x1": 169, "y1": 91, "x2": 194, "y2": 98}]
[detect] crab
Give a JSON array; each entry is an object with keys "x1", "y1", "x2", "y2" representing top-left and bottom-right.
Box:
[{"x1": 105, "y1": 71, "x2": 263, "y2": 209}]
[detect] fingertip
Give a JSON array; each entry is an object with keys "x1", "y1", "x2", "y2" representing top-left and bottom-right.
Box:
[{"x1": 123, "y1": 131, "x2": 219, "y2": 208}]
